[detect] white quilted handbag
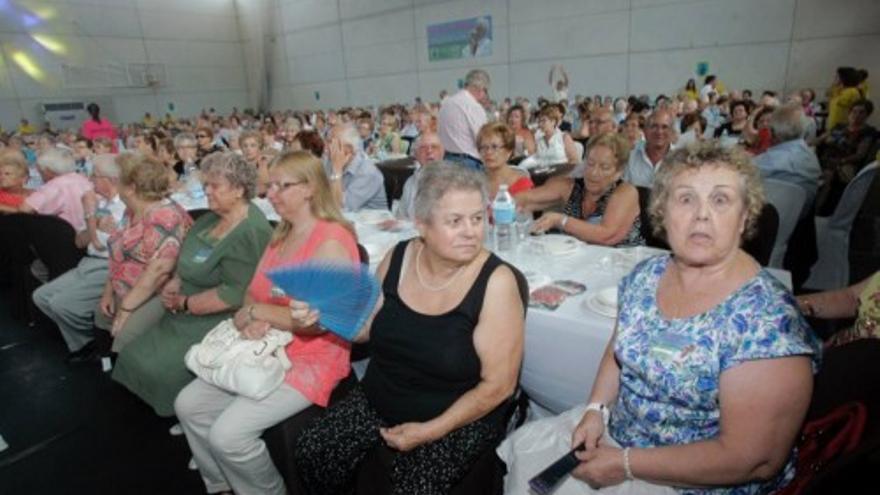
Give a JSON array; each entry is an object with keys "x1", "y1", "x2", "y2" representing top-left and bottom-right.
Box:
[{"x1": 185, "y1": 319, "x2": 293, "y2": 400}]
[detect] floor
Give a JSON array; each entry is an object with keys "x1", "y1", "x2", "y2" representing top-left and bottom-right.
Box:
[{"x1": 0, "y1": 287, "x2": 204, "y2": 494}]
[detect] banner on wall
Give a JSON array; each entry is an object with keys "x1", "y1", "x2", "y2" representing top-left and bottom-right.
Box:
[{"x1": 427, "y1": 16, "x2": 492, "y2": 62}]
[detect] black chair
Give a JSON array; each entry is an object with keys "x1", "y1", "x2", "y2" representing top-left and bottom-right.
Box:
[
  {"x1": 741, "y1": 203, "x2": 778, "y2": 267},
  {"x1": 353, "y1": 265, "x2": 530, "y2": 495},
  {"x1": 635, "y1": 186, "x2": 668, "y2": 249},
  {"x1": 19, "y1": 214, "x2": 86, "y2": 281},
  {"x1": 800, "y1": 339, "x2": 880, "y2": 494}
]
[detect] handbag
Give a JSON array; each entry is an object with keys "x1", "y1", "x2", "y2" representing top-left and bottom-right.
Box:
[
  {"x1": 776, "y1": 401, "x2": 867, "y2": 495},
  {"x1": 185, "y1": 318, "x2": 293, "y2": 401}
]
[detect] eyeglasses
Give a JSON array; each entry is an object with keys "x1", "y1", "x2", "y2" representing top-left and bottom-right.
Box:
[
  {"x1": 478, "y1": 144, "x2": 506, "y2": 153},
  {"x1": 266, "y1": 180, "x2": 304, "y2": 192},
  {"x1": 197, "y1": 134, "x2": 210, "y2": 139}
]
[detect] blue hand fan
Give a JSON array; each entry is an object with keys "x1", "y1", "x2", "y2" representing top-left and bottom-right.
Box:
[{"x1": 267, "y1": 261, "x2": 381, "y2": 341}]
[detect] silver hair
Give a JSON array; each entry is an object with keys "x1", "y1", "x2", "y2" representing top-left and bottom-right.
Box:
[
  {"x1": 413, "y1": 161, "x2": 488, "y2": 223},
  {"x1": 173, "y1": 132, "x2": 196, "y2": 148},
  {"x1": 335, "y1": 124, "x2": 362, "y2": 152},
  {"x1": 465, "y1": 69, "x2": 491, "y2": 91},
  {"x1": 36, "y1": 148, "x2": 76, "y2": 175},
  {"x1": 200, "y1": 152, "x2": 258, "y2": 200},
  {"x1": 769, "y1": 104, "x2": 806, "y2": 143},
  {"x1": 92, "y1": 153, "x2": 120, "y2": 179}
]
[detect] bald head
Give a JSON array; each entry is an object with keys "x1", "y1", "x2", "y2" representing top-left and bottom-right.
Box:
[{"x1": 415, "y1": 132, "x2": 444, "y2": 165}]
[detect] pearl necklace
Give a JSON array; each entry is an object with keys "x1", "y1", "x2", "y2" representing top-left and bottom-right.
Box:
[{"x1": 415, "y1": 243, "x2": 466, "y2": 292}]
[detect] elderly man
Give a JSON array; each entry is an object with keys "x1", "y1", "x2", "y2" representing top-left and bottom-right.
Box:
[
  {"x1": 18, "y1": 148, "x2": 92, "y2": 231},
  {"x1": 326, "y1": 124, "x2": 387, "y2": 211},
  {"x1": 396, "y1": 132, "x2": 445, "y2": 220},
  {"x1": 32, "y1": 154, "x2": 126, "y2": 363},
  {"x1": 438, "y1": 69, "x2": 490, "y2": 170},
  {"x1": 754, "y1": 104, "x2": 822, "y2": 208},
  {"x1": 623, "y1": 110, "x2": 675, "y2": 188}
]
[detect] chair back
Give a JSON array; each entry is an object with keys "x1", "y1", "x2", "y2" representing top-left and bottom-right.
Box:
[
  {"x1": 741, "y1": 203, "x2": 779, "y2": 266},
  {"x1": 20, "y1": 214, "x2": 84, "y2": 280},
  {"x1": 805, "y1": 162, "x2": 879, "y2": 290},
  {"x1": 763, "y1": 179, "x2": 807, "y2": 268},
  {"x1": 636, "y1": 186, "x2": 668, "y2": 249}
]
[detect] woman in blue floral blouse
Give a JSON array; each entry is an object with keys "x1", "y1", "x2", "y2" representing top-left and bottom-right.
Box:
[{"x1": 499, "y1": 141, "x2": 821, "y2": 495}]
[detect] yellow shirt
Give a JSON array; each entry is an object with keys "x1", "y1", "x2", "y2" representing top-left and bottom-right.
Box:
[
  {"x1": 828, "y1": 87, "x2": 862, "y2": 129},
  {"x1": 17, "y1": 123, "x2": 36, "y2": 135}
]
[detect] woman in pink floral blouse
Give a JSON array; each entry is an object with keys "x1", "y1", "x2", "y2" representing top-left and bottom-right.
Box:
[{"x1": 96, "y1": 152, "x2": 191, "y2": 350}]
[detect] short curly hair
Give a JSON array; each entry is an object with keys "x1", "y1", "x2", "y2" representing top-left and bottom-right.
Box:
[
  {"x1": 201, "y1": 152, "x2": 258, "y2": 200},
  {"x1": 648, "y1": 140, "x2": 764, "y2": 242},
  {"x1": 476, "y1": 122, "x2": 515, "y2": 152},
  {"x1": 587, "y1": 133, "x2": 631, "y2": 172}
]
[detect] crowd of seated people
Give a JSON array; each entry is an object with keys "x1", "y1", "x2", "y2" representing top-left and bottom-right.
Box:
[{"x1": 0, "y1": 63, "x2": 878, "y2": 494}]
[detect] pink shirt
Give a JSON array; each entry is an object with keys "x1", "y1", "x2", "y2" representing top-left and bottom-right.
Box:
[
  {"x1": 247, "y1": 221, "x2": 358, "y2": 407},
  {"x1": 24, "y1": 172, "x2": 92, "y2": 231},
  {"x1": 81, "y1": 118, "x2": 118, "y2": 142},
  {"x1": 438, "y1": 88, "x2": 487, "y2": 159}
]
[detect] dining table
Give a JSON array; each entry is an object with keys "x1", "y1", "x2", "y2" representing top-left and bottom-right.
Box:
[{"x1": 346, "y1": 210, "x2": 794, "y2": 418}]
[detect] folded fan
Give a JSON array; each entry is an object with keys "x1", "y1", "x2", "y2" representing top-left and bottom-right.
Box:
[{"x1": 267, "y1": 261, "x2": 381, "y2": 341}]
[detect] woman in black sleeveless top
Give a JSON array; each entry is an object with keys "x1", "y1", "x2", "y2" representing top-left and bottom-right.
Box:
[
  {"x1": 294, "y1": 162, "x2": 526, "y2": 495},
  {"x1": 517, "y1": 133, "x2": 644, "y2": 247}
]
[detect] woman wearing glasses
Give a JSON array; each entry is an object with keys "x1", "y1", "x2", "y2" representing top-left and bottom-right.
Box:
[
  {"x1": 530, "y1": 104, "x2": 580, "y2": 167},
  {"x1": 174, "y1": 150, "x2": 360, "y2": 495},
  {"x1": 195, "y1": 126, "x2": 224, "y2": 161},
  {"x1": 479, "y1": 122, "x2": 534, "y2": 200}
]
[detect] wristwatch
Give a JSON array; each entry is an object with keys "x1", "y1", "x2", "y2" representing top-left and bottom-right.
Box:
[{"x1": 585, "y1": 402, "x2": 609, "y2": 426}]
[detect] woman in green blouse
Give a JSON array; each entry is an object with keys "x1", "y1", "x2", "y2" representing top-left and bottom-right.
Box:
[{"x1": 113, "y1": 152, "x2": 272, "y2": 417}]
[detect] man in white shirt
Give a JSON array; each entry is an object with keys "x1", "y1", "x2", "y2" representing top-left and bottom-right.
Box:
[
  {"x1": 623, "y1": 110, "x2": 674, "y2": 188},
  {"x1": 438, "y1": 69, "x2": 490, "y2": 170},
  {"x1": 397, "y1": 132, "x2": 445, "y2": 220},
  {"x1": 32, "y1": 153, "x2": 126, "y2": 363}
]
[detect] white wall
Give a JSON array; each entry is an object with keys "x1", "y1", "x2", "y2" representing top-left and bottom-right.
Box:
[
  {"x1": 269, "y1": 0, "x2": 880, "y2": 113},
  {"x1": 0, "y1": 0, "x2": 250, "y2": 130}
]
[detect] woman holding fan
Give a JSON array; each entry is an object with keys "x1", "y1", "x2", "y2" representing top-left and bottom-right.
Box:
[
  {"x1": 294, "y1": 162, "x2": 527, "y2": 494},
  {"x1": 174, "y1": 150, "x2": 359, "y2": 495}
]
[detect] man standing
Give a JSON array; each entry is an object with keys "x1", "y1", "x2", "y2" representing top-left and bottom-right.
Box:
[
  {"x1": 325, "y1": 124, "x2": 387, "y2": 212},
  {"x1": 396, "y1": 132, "x2": 445, "y2": 220},
  {"x1": 623, "y1": 110, "x2": 674, "y2": 188},
  {"x1": 438, "y1": 69, "x2": 490, "y2": 170}
]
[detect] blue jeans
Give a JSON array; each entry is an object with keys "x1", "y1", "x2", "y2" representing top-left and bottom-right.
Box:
[{"x1": 444, "y1": 152, "x2": 483, "y2": 171}]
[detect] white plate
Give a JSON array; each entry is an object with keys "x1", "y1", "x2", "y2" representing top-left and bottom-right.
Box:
[
  {"x1": 594, "y1": 286, "x2": 618, "y2": 307},
  {"x1": 583, "y1": 292, "x2": 618, "y2": 319},
  {"x1": 532, "y1": 234, "x2": 579, "y2": 256}
]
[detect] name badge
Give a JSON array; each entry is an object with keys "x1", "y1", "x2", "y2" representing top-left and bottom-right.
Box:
[
  {"x1": 193, "y1": 247, "x2": 213, "y2": 264},
  {"x1": 650, "y1": 332, "x2": 695, "y2": 364}
]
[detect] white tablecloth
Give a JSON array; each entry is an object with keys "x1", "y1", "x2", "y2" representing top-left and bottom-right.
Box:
[{"x1": 343, "y1": 211, "x2": 795, "y2": 416}]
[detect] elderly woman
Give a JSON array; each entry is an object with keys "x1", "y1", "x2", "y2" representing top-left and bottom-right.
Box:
[
  {"x1": 240, "y1": 130, "x2": 268, "y2": 196},
  {"x1": 0, "y1": 149, "x2": 31, "y2": 212},
  {"x1": 196, "y1": 126, "x2": 224, "y2": 160},
  {"x1": 173, "y1": 132, "x2": 199, "y2": 178},
  {"x1": 529, "y1": 105, "x2": 580, "y2": 166},
  {"x1": 479, "y1": 122, "x2": 534, "y2": 200},
  {"x1": 295, "y1": 162, "x2": 526, "y2": 494},
  {"x1": 377, "y1": 111, "x2": 403, "y2": 155},
  {"x1": 112, "y1": 152, "x2": 272, "y2": 417},
  {"x1": 506, "y1": 105, "x2": 536, "y2": 158},
  {"x1": 796, "y1": 270, "x2": 880, "y2": 348},
  {"x1": 518, "y1": 133, "x2": 644, "y2": 247},
  {"x1": 175, "y1": 151, "x2": 359, "y2": 495},
  {"x1": 94, "y1": 153, "x2": 191, "y2": 351},
  {"x1": 499, "y1": 141, "x2": 821, "y2": 495},
  {"x1": 33, "y1": 154, "x2": 127, "y2": 362}
]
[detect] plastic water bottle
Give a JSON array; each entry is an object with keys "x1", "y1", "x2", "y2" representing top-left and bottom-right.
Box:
[{"x1": 493, "y1": 184, "x2": 516, "y2": 253}]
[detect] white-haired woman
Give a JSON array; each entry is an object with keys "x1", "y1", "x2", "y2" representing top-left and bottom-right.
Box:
[
  {"x1": 32, "y1": 153, "x2": 127, "y2": 362},
  {"x1": 295, "y1": 162, "x2": 526, "y2": 494}
]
